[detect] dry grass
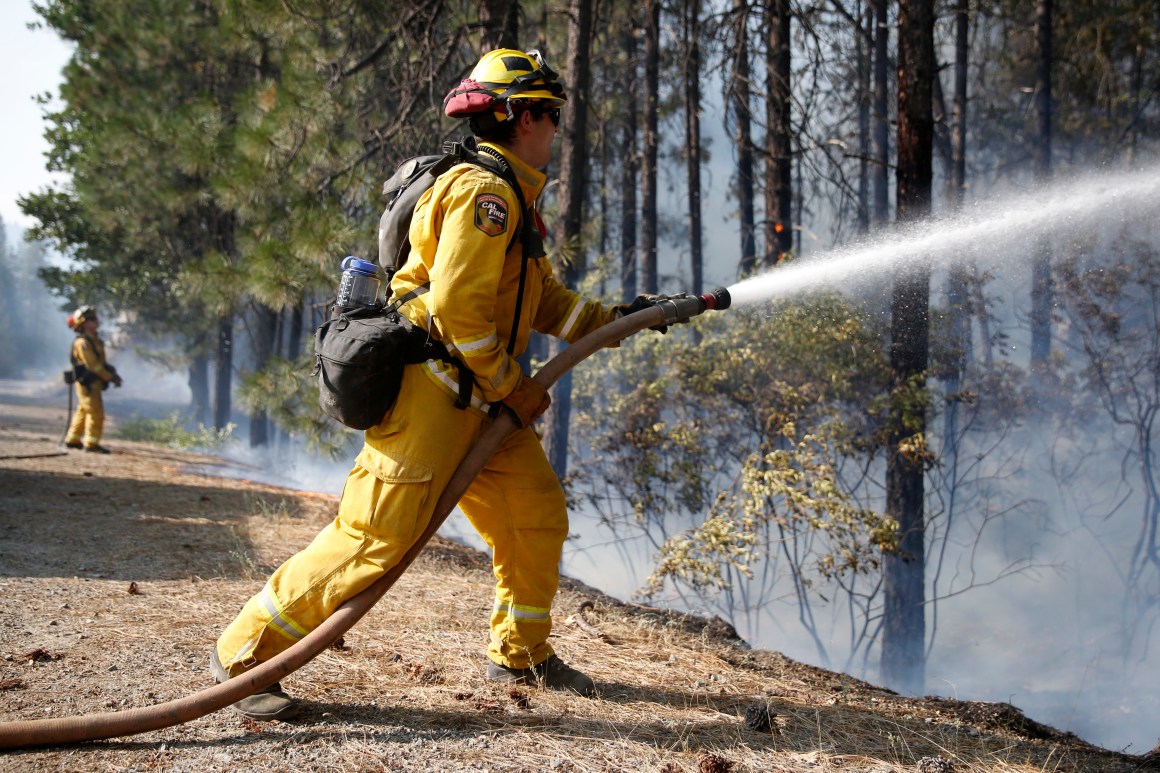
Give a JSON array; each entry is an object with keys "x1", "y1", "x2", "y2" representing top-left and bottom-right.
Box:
[{"x1": 0, "y1": 393, "x2": 1153, "y2": 772}]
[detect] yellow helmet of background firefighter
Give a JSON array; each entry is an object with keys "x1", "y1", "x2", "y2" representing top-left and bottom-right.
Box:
[{"x1": 67, "y1": 305, "x2": 97, "y2": 331}]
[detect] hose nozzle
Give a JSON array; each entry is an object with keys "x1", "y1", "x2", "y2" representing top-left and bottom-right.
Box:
[
  {"x1": 657, "y1": 287, "x2": 733, "y2": 324},
  {"x1": 700, "y1": 287, "x2": 731, "y2": 311}
]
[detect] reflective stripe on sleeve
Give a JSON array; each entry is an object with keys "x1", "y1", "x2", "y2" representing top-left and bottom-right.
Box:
[
  {"x1": 556, "y1": 299, "x2": 583, "y2": 341},
  {"x1": 422, "y1": 361, "x2": 489, "y2": 411},
  {"x1": 453, "y1": 330, "x2": 499, "y2": 356}
]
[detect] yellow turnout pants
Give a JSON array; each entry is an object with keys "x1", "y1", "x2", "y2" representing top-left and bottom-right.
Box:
[
  {"x1": 216, "y1": 364, "x2": 568, "y2": 674},
  {"x1": 66, "y1": 383, "x2": 104, "y2": 447}
]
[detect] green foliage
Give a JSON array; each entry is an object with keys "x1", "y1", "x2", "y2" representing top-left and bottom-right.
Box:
[
  {"x1": 972, "y1": 0, "x2": 1158, "y2": 172},
  {"x1": 118, "y1": 412, "x2": 235, "y2": 450},
  {"x1": 23, "y1": 0, "x2": 512, "y2": 441},
  {"x1": 235, "y1": 353, "x2": 357, "y2": 460},
  {"x1": 568, "y1": 292, "x2": 893, "y2": 602}
]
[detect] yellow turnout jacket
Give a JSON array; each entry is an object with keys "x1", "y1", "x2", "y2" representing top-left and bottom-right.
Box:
[
  {"x1": 71, "y1": 333, "x2": 115, "y2": 386},
  {"x1": 390, "y1": 142, "x2": 617, "y2": 409}
]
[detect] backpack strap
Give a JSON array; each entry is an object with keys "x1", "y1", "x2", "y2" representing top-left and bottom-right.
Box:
[
  {"x1": 473, "y1": 144, "x2": 541, "y2": 358},
  {"x1": 383, "y1": 283, "x2": 429, "y2": 313},
  {"x1": 387, "y1": 282, "x2": 474, "y2": 409}
]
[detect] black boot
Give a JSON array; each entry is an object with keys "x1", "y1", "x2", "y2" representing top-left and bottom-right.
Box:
[
  {"x1": 210, "y1": 648, "x2": 300, "y2": 720},
  {"x1": 486, "y1": 654, "x2": 596, "y2": 697}
]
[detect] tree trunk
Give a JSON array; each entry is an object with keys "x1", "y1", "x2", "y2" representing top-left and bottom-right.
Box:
[
  {"x1": 872, "y1": 0, "x2": 890, "y2": 227},
  {"x1": 640, "y1": 0, "x2": 661, "y2": 294},
  {"x1": 189, "y1": 350, "x2": 210, "y2": 428},
  {"x1": 287, "y1": 300, "x2": 304, "y2": 360},
  {"x1": 597, "y1": 112, "x2": 610, "y2": 297},
  {"x1": 1029, "y1": 0, "x2": 1053, "y2": 369},
  {"x1": 944, "y1": 0, "x2": 972, "y2": 416},
  {"x1": 731, "y1": 0, "x2": 757, "y2": 277},
  {"x1": 857, "y1": 1, "x2": 872, "y2": 234},
  {"x1": 478, "y1": 0, "x2": 520, "y2": 51},
  {"x1": 248, "y1": 304, "x2": 278, "y2": 448},
  {"x1": 542, "y1": 0, "x2": 592, "y2": 478},
  {"x1": 213, "y1": 314, "x2": 233, "y2": 431},
  {"x1": 684, "y1": 0, "x2": 703, "y2": 295},
  {"x1": 1127, "y1": 43, "x2": 1142, "y2": 166},
  {"x1": 763, "y1": 0, "x2": 793, "y2": 266},
  {"x1": 881, "y1": 0, "x2": 933, "y2": 698},
  {"x1": 620, "y1": 15, "x2": 639, "y2": 300}
]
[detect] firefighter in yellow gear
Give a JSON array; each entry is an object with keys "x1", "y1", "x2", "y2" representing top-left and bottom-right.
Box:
[
  {"x1": 212, "y1": 48, "x2": 664, "y2": 721},
  {"x1": 65, "y1": 306, "x2": 121, "y2": 454}
]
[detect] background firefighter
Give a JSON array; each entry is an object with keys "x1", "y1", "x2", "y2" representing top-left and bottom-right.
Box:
[
  {"x1": 210, "y1": 48, "x2": 668, "y2": 721},
  {"x1": 64, "y1": 305, "x2": 122, "y2": 454}
]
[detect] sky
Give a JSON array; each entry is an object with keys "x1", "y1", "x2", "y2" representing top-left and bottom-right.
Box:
[{"x1": 1, "y1": 1, "x2": 71, "y2": 232}]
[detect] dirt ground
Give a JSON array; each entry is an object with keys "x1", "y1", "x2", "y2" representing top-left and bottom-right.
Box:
[{"x1": 0, "y1": 385, "x2": 1156, "y2": 773}]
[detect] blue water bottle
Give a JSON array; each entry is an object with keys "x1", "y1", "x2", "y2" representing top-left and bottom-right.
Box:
[{"x1": 336, "y1": 256, "x2": 381, "y2": 310}]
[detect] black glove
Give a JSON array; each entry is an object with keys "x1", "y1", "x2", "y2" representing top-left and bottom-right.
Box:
[{"x1": 616, "y1": 294, "x2": 669, "y2": 334}]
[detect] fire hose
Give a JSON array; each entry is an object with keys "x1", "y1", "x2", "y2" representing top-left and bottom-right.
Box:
[{"x1": 0, "y1": 288, "x2": 730, "y2": 749}]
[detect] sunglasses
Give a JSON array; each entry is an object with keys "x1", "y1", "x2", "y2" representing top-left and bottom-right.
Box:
[{"x1": 532, "y1": 107, "x2": 561, "y2": 126}]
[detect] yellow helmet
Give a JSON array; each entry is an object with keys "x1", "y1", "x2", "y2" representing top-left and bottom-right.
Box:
[
  {"x1": 444, "y1": 49, "x2": 566, "y2": 126},
  {"x1": 67, "y1": 305, "x2": 97, "y2": 330}
]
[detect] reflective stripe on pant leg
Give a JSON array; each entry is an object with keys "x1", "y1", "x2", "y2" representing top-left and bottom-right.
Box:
[
  {"x1": 216, "y1": 365, "x2": 484, "y2": 672},
  {"x1": 459, "y1": 425, "x2": 568, "y2": 670}
]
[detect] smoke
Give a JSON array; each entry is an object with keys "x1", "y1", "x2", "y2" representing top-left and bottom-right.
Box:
[
  {"x1": 665, "y1": 166, "x2": 1160, "y2": 754},
  {"x1": 921, "y1": 414, "x2": 1160, "y2": 753}
]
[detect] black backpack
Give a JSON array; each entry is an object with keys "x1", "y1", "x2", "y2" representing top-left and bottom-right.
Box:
[{"x1": 376, "y1": 137, "x2": 545, "y2": 278}]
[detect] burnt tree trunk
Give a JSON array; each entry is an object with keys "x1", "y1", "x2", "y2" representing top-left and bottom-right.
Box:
[
  {"x1": 763, "y1": 0, "x2": 793, "y2": 266},
  {"x1": 1029, "y1": 0, "x2": 1053, "y2": 370},
  {"x1": 872, "y1": 0, "x2": 891, "y2": 226},
  {"x1": 881, "y1": 0, "x2": 933, "y2": 698},
  {"x1": 542, "y1": 0, "x2": 592, "y2": 477},
  {"x1": 944, "y1": 0, "x2": 972, "y2": 443},
  {"x1": 857, "y1": 0, "x2": 872, "y2": 234},
  {"x1": 287, "y1": 300, "x2": 304, "y2": 360},
  {"x1": 620, "y1": 14, "x2": 640, "y2": 300},
  {"x1": 731, "y1": 0, "x2": 757, "y2": 277},
  {"x1": 1128, "y1": 43, "x2": 1142, "y2": 166},
  {"x1": 213, "y1": 314, "x2": 233, "y2": 431},
  {"x1": 248, "y1": 304, "x2": 278, "y2": 448},
  {"x1": 189, "y1": 349, "x2": 210, "y2": 428},
  {"x1": 478, "y1": 0, "x2": 520, "y2": 51},
  {"x1": 684, "y1": 0, "x2": 703, "y2": 295},
  {"x1": 640, "y1": 0, "x2": 661, "y2": 294}
]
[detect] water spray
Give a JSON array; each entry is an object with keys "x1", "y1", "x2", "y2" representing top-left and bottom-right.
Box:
[
  {"x1": 0, "y1": 287, "x2": 734, "y2": 749},
  {"x1": 726, "y1": 165, "x2": 1160, "y2": 309}
]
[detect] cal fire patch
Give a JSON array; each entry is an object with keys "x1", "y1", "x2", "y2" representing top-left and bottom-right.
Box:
[{"x1": 474, "y1": 193, "x2": 509, "y2": 237}]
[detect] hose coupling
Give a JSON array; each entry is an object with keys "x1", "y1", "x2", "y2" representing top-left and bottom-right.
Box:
[{"x1": 657, "y1": 287, "x2": 732, "y2": 324}]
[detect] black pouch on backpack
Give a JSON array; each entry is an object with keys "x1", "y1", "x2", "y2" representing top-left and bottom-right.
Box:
[
  {"x1": 314, "y1": 305, "x2": 428, "y2": 430},
  {"x1": 314, "y1": 286, "x2": 474, "y2": 430}
]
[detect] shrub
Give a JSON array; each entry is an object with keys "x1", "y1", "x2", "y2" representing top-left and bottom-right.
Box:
[{"x1": 118, "y1": 412, "x2": 235, "y2": 450}]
